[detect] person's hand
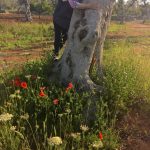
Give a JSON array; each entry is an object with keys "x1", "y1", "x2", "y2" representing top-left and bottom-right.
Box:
[
  {"x1": 76, "y1": 2, "x2": 101, "y2": 10},
  {"x1": 88, "y1": 2, "x2": 101, "y2": 10}
]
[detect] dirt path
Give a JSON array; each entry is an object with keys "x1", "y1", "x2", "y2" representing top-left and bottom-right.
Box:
[
  {"x1": 0, "y1": 13, "x2": 52, "y2": 23},
  {"x1": 107, "y1": 21, "x2": 150, "y2": 38},
  {"x1": 0, "y1": 48, "x2": 51, "y2": 72},
  {"x1": 119, "y1": 101, "x2": 150, "y2": 150}
]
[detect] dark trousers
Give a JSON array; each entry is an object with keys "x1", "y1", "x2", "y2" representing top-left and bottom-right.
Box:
[{"x1": 53, "y1": 22, "x2": 68, "y2": 54}]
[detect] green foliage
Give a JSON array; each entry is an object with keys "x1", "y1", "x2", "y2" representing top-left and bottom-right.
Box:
[
  {"x1": 107, "y1": 22, "x2": 125, "y2": 33},
  {"x1": 0, "y1": 75, "x2": 108, "y2": 149},
  {"x1": 30, "y1": 1, "x2": 54, "y2": 15},
  {"x1": 0, "y1": 123, "x2": 30, "y2": 150}
]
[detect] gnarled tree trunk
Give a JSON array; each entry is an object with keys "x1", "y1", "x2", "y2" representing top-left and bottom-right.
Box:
[{"x1": 50, "y1": 0, "x2": 115, "y2": 90}]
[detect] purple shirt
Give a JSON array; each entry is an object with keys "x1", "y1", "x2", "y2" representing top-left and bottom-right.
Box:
[{"x1": 68, "y1": 0, "x2": 80, "y2": 8}]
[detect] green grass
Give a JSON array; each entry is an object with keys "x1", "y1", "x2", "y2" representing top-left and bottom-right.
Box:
[
  {"x1": 108, "y1": 22, "x2": 126, "y2": 33},
  {"x1": 0, "y1": 22, "x2": 53, "y2": 50}
]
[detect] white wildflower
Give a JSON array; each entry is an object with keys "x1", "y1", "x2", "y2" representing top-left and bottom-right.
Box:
[
  {"x1": 6, "y1": 102, "x2": 12, "y2": 106},
  {"x1": 47, "y1": 136, "x2": 62, "y2": 146},
  {"x1": 25, "y1": 75, "x2": 32, "y2": 79},
  {"x1": 70, "y1": 133, "x2": 81, "y2": 141},
  {"x1": 20, "y1": 113, "x2": 29, "y2": 120},
  {"x1": 0, "y1": 113, "x2": 13, "y2": 122},
  {"x1": 9, "y1": 94, "x2": 16, "y2": 99},
  {"x1": 92, "y1": 140, "x2": 103, "y2": 149},
  {"x1": 65, "y1": 109, "x2": 71, "y2": 113},
  {"x1": 15, "y1": 90, "x2": 20, "y2": 94},
  {"x1": 35, "y1": 125, "x2": 39, "y2": 129},
  {"x1": 4, "y1": 102, "x2": 12, "y2": 108},
  {"x1": 10, "y1": 126, "x2": 16, "y2": 131},
  {"x1": 17, "y1": 95, "x2": 22, "y2": 100},
  {"x1": 37, "y1": 76, "x2": 41, "y2": 80},
  {"x1": 80, "y1": 124, "x2": 89, "y2": 132},
  {"x1": 58, "y1": 114, "x2": 63, "y2": 118}
]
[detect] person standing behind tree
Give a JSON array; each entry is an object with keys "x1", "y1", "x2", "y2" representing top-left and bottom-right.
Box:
[{"x1": 53, "y1": 0, "x2": 100, "y2": 60}]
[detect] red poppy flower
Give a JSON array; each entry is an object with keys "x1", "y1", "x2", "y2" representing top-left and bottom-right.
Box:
[
  {"x1": 21, "y1": 82, "x2": 28, "y2": 89},
  {"x1": 99, "y1": 132, "x2": 103, "y2": 140},
  {"x1": 39, "y1": 90, "x2": 46, "y2": 97},
  {"x1": 68, "y1": 82, "x2": 73, "y2": 89},
  {"x1": 53, "y1": 99, "x2": 59, "y2": 105},
  {"x1": 66, "y1": 82, "x2": 73, "y2": 92},
  {"x1": 12, "y1": 77, "x2": 21, "y2": 87}
]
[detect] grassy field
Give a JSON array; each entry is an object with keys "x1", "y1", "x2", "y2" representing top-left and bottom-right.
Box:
[
  {"x1": 0, "y1": 23, "x2": 53, "y2": 71},
  {"x1": 0, "y1": 14, "x2": 150, "y2": 150},
  {"x1": 0, "y1": 22, "x2": 53, "y2": 50}
]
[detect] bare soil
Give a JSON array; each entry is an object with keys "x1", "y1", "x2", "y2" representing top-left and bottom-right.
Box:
[
  {"x1": 0, "y1": 12, "x2": 52, "y2": 23},
  {"x1": 107, "y1": 21, "x2": 150, "y2": 38},
  {"x1": 118, "y1": 100, "x2": 150, "y2": 150},
  {"x1": 0, "y1": 48, "x2": 47, "y2": 72}
]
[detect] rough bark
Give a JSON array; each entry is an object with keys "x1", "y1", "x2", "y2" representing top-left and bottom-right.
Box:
[
  {"x1": 24, "y1": 0, "x2": 32, "y2": 22},
  {"x1": 94, "y1": 0, "x2": 115, "y2": 76},
  {"x1": 18, "y1": 0, "x2": 32, "y2": 22},
  {"x1": 50, "y1": 0, "x2": 115, "y2": 90}
]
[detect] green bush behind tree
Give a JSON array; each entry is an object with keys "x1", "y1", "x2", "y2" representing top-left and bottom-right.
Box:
[{"x1": 30, "y1": 1, "x2": 54, "y2": 16}]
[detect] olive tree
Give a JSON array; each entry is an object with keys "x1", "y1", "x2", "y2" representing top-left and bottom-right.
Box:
[{"x1": 50, "y1": 0, "x2": 116, "y2": 90}]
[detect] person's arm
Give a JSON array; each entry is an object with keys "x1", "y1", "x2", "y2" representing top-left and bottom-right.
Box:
[
  {"x1": 68, "y1": 0, "x2": 100, "y2": 10},
  {"x1": 76, "y1": 2, "x2": 100, "y2": 9}
]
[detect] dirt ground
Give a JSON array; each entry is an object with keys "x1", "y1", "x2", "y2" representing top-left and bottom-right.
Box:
[
  {"x1": 118, "y1": 100, "x2": 150, "y2": 150},
  {"x1": 0, "y1": 12, "x2": 52, "y2": 23},
  {"x1": 0, "y1": 13, "x2": 150, "y2": 150},
  {"x1": 108, "y1": 21, "x2": 150, "y2": 38},
  {"x1": 0, "y1": 48, "x2": 47, "y2": 72}
]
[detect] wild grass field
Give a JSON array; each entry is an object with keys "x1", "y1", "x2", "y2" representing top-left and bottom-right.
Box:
[{"x1": 0, "y1": 14, "x2": 150, "y2": 150}]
